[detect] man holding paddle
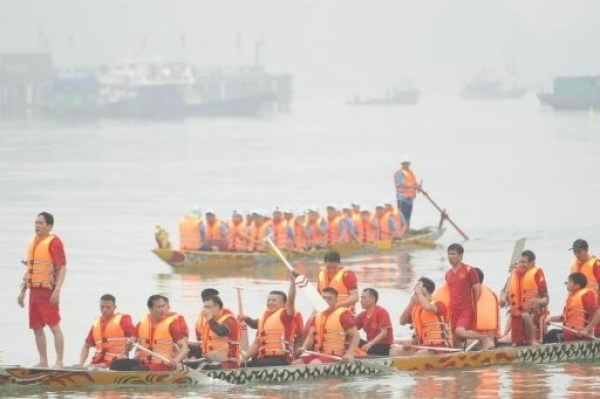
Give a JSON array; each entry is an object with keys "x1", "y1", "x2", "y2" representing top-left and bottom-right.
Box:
[
  {"x1": 500, "y1": 250, "x2": 548, "y2": 346},
  {"x1": 545, "y1": 272, "x2": 600, "y2": 342},
  {"x1": 394, "y1": 156, "x2": 420, "y2": 229}
]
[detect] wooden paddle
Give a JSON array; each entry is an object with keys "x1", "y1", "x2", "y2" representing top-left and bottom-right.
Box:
[
  {"x1": 234, "y1": 286, "x2": 250, "y2": 352},
  {"x1": 265, "y1": 237, "x2": 328, "y2": 312},
  {"x1": 132, "y1": 343, "x2": 220, "y2": 383},
  {"x1": 549, "y1": 322, "x2": 600, "y2": 341},
  {"x1": 303, "y1": 350, "x2": 342, "y2": 361},
  {"x1": 420, "y1": 187, "x2": 469, "y2": 241},
  {"x1": 408, "y1": 345, "x2": 462, "y2": 352}
]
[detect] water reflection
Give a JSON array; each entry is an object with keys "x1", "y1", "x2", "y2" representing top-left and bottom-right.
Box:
[{"x1": 158, "y1": 251, "x2": 418, "y2": 290}]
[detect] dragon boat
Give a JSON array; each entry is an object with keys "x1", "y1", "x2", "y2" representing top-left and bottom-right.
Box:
[
  {"x1": 151, "y1": 226, "x2": 444, "y2": 272},
  {"x1": 3, "y1": 339, "x2": 600, "y2": 389}
]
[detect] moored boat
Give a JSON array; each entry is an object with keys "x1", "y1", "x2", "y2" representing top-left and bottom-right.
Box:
[{"x1": 537, "y1": 75, "x2": 600, "y2": 111}]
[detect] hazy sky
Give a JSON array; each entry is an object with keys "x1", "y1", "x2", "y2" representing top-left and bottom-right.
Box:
[{"x1": 1, "y1": 1, "x2": 599, "y2": 92}]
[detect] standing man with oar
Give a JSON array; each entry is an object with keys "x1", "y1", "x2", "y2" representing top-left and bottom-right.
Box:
[
  {"x1": 17, "y1": 212, "x2": 67, "y2": 369},
  {"x1": 394, "y1": 155, "x2": 420, "y2": 230}
]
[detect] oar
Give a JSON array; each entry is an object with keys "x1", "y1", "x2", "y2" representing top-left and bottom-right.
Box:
[
  {"x1": 303, "y1": 350, "x2": 342, "y2": 361},
  {"x1": 420, "y1": 187, "x2": 469, "y2": 241},
  {"x1": 133, "y1": 343, "x2": 221, "y2": 384},
  {"x1": 548, "y1": 322, "x2": 600, "y2": 341},
  {"x1": 265, "y1": 237, "x2": 328, "y2": 312},
  {"x1": 409, "y1": 345, "x2": 462, "y2": 352},
  {"x1": 234, "y1": 286, "x2": 250, "y2": 352}
]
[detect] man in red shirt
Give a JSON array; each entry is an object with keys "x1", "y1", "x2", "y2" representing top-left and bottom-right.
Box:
[
  {"x1": 295, "y1": 287, "x2": 360, "y2": 364},
  {"x1": 569, "y1": 239, "x2": 600, "y2": 293},
  {"x1": 78, "y1": 294, "x2": 137, "y2": 367},
  {"x1": 445, "y1": 243, "x2": 493, "y2": 350},
  {"x1": 500, "y1": 250, "x2": 548, "y2": 346},
  {"x1": 17, "y1": 212, "x2": 67, "y2": 368},
  {"x1": 545, "y1": 272, "x2": 600, "y2": 342},
  {"x1": 135, "y1": 295, "x2": 190, "y2": 371},
  {"x1": 317, "y1": 251, "x2": 359, "y2": 311},
  {"x1": 355, "y1": 288, "x2": 393, "y2": 355}
]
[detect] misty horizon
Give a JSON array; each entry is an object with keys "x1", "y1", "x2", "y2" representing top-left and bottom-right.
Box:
[{"x1": 2, "y1": 0, "x2": 599, "y2": 96}]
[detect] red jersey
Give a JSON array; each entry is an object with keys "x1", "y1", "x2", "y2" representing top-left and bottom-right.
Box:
[
  {"x1": 445, "y1": 263, "x2": 479, "y2": 312},
  {"x1": 355, "y1": 305, "x2": 393, "y2": 344}
]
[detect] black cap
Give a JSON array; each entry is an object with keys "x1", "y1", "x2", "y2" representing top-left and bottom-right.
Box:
[
  {"x1": 569, "y1": 239, "x2": 589, "y2": 251},
  {"x1": 324, "y1": 251, "x2": 341, "y2": 263}
]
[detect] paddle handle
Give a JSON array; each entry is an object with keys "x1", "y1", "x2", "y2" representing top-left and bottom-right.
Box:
[
  {"x1": 234, "y1": 287, "x2": 244, "y2": 315},
  {"x1": 410, "y1": 345, "x2": 461, "y2": 352},
  {"x1": 303, "y1": 350, "x2": 342, "y2": 361},
  {"x1": 265, "y1": 237, "x2": 295, "y2": 273},
  {"x1": 133, "y1": 342, "x2": 171, "y2": 364},
  {"x1": 549, "y1": 322, "x2": 599, "y2": 341},
  {"x1": 421, "y1": 189, "x2": 469, "y2": 241}
]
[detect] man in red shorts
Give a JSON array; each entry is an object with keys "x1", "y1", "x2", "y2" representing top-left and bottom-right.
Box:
[
  {"x1": 17, "y1": 212, "x2": 67, "y2": 368},
  {"x1": 445, "y1": 243, "x2": 493, "y2": 350}
]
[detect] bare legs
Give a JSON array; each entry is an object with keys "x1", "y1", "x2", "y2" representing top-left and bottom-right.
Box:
[
  {"x1": 33, "y1": 324, "x2": 64, "y2": 368},
  {"x1": 455, "y1": 327, "x2": 494, "y2": 350}
]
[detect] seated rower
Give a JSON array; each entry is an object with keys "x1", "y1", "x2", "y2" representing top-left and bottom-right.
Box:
[
  {"x1": 293, "y1": 287, "x2": 361, "y2": 365},
  {"x1": 355, "y1": 288, "x2": 394, "y2": 355},
  {"x1": 200, "y1": 295, "x2": 240, "y2": 369},
  {"x1": 241, "y1": 275, "x2": 298, "y2": 367},
  {"x1": 135, "y1": 295, "x2": 190, "y2": 371},
  {"x1": 390, "y1": 278, "x2": 451, "y2": 356},
  {"x1": 544, "y1": 272, "x2": 600, "y2": 343},
  {"x1": 78, "y1": 294, "x2": 136, "y2": 368}
]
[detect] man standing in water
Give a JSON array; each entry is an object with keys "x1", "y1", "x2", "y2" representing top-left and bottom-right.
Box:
[
  {"x1": 394, "y1": 156, "x2": 420, "y2": 229},
  {"x1": 17, "y1": 212, "x2": 67, "y2": 368}
]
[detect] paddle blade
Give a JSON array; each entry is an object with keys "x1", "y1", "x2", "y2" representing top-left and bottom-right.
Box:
[
  {"x1": 239, "y1": 322, "x2": 250, "y2": 352},
  {"x1": 509, "y1": 237, "x2": 526, "y2": 271},
  {"x1": 295, "y1": 275, "x2": 328, "y2": 312}
]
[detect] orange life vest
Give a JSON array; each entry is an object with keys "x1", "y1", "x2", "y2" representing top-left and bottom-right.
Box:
[
  {"x1": 571, "y1": 256, "x2": 599, "y2": 292},
  {"x1": 228, "y1": 220, "x2": 247, "y2": 251},
  {"x1": 376, "y1": 213, "x2": 393, "y2": 240},
  {"x1": 136, "y1": 314, "x2": 178, "y2": 364},
  {"x1": 202, "y1": 313, "x2": 240, "y2": 364},
  {"x1": 195, "y1": 307, "x2": 234, "y2": 342},
  {"x1": 395, "y1": 168, "x2": 418, "y2": 199},
  {"x1": 247, "y1": 220, "x2": 273, "y2": 252},
  {"x1": 474, "y1": 285, "x2": 499, "y2": 336},
  {"x1": 314, "y1": 307, "x2": 348, "y2": 356},
  {"x1": 318, "y1": 267, "x2": 351, "y2": 305},
  {"x1": 307, "y1": 217, "x2": 326, "y2": 247},
  {"x1": 26, "y1": 234, "x2": 57, "y2": 290},
  {"x1": 257, "y1": 308, "x2": 293, "y2": 360},
  {"x1": 355, "y1": 216, "x2": 376, "y2": 243},
  {"x1": 205, "y1": 220, "x2": 225, "y2": 241},
  {"x1": 272, "y1": 220, "x2": 289, "y2": 248},
  {"x1": 326, "y1": 216, "x2": 343, "y2": 244},
  {"x1": 387, "y1": 209, "x2": 404, "y2": 238},
  {"x1": 508, "y1": 266, "x2": 544, "y2": 317},
  {"x1": 178, "y1": 216, "x2": 202, "y2": 250},
  {"x1": 410, "y1": 301, "x2": 452, "y2": 347},
  {"x1": 563, "y1": 288, "x2": 596, "y2": 332},
  {"x1": 293, "y1": 219, "x2": 309, "y2": 249},
  {"x1": 92, "y1": 313, "x2": 126, "y2": 364}
]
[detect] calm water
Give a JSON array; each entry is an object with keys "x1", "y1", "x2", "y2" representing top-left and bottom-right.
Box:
[{"x1": 1, "y1": 92, "x2": 600, "y2": 398}]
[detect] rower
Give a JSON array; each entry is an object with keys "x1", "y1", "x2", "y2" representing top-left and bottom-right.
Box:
[
  {"x1": 200, "y1": 295, "x2": 240, "y2": 369},
  {"x1": 317, "y1": 251, "x2": 359, "y2": 312}
]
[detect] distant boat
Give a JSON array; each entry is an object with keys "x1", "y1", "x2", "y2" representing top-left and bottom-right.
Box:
[
  {"x1": 537, "y1": 76, "x2": 600, "y2": 111},
  {"x1": 461, "y1": 78, "x2": 526, "y2": 100},
  {"x1": 347, "y1": 87, "x2": 419, "y2": 106}
]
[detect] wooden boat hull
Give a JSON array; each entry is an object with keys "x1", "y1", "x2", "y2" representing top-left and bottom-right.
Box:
[
  {"x1": 2, "y1": 339, "x2": 599, "y2": 388},
  {"x1": 152, "y1": 226, "x2": 444, "y2": 271}
]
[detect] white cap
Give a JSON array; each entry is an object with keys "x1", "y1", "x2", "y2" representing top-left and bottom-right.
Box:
[
  {"x1": 190, "y1": 205, "x2": 201, "y2": 216},
  {"x1": 326, "y1": 203, "x2": 338, "y2": 210},
  {"x1": 205, "y1": 208, "x2": 215, "y2": 215},
  {"x1": 400, "y1": 155, "x2": 411, "y2": 164},
  {"x1": 350, "y1": 201, "x2": 361, "y2": 207}
]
